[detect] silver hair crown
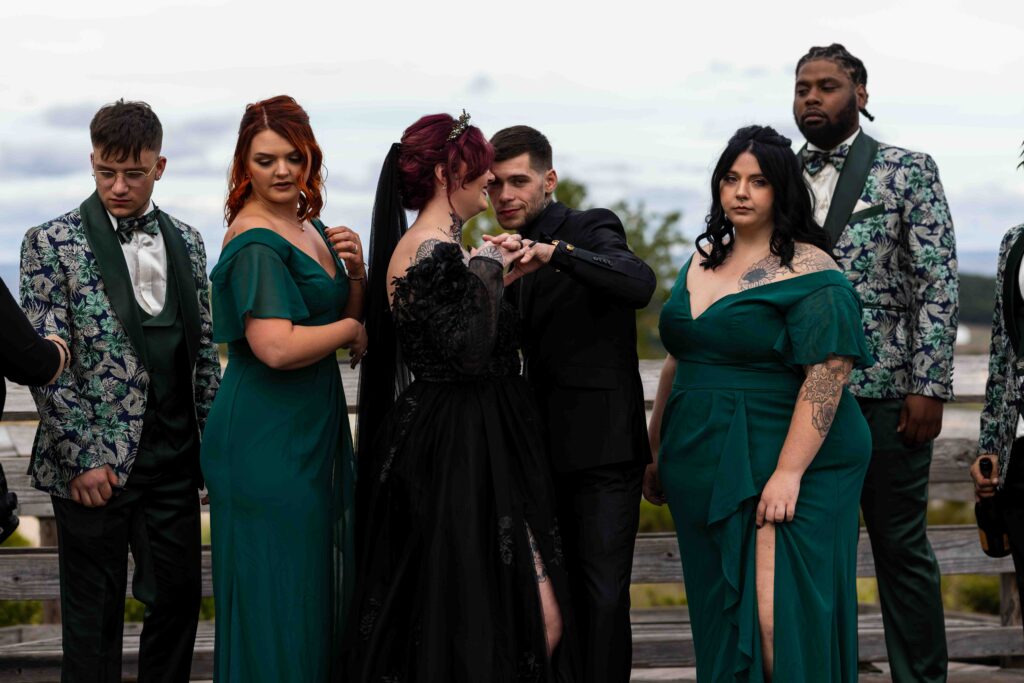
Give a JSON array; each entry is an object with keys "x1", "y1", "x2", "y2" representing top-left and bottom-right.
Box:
[{"x1": 447, "y1": 109, "x2": 471, "y2": 141}]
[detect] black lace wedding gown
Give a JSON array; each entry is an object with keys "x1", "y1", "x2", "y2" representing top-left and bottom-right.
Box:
[{"x1": 345, "y1": 242, "x2": 576, "y2": 683}]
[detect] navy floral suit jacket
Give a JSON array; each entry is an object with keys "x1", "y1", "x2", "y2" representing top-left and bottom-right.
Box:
[
  {"x1": 818, "y1": 135, "x2": 959, "y2": 401},
  {"x1": 19, "y1": 193, "x2": 220, "y2": 498}
]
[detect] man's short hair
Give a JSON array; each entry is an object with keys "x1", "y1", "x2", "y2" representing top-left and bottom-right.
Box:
[
  {"x1": 90, "y1": 99, "x2": 163, "y2": 163},
  {"x1": 490, "y1": 126, "x2": 552, "y2": 171}
]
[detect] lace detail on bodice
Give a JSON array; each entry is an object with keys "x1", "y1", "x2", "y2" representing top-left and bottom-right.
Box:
[{"x1": 390, "y1": 242, "x2": 520, "y2": 382}]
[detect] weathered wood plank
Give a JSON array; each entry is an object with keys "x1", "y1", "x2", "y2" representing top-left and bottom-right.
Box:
[
  {"x1": 630, "y1": 526, "x2": 1015, "y2": 585},
  {"x1": 0, "y1": 435, "x2": 987, "y2": 517},
  {"x1": 0, "y1": 548, "x2": 214, "y2": 601},
  {"x1": 0, "y1": 526, "x2": 1013, "y2": 602},
  {"x1": 1, "y1": 612, "x2": 1020, "y2": 680},
  {"x1": 1, "y1": 359, "x2": 992, "y2": 422},
  {"x1": 629, "y1": 608, "x2": 1024, "y2": 667}
]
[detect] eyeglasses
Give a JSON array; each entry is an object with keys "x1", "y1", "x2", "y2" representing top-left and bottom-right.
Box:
[{"x1": 92, "y1": 160, "x2": 160, "y2": 187}]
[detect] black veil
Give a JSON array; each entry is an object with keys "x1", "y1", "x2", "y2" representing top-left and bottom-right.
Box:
[{"x1": 355, "y1": 142, "x2": 411, "y2": 547}]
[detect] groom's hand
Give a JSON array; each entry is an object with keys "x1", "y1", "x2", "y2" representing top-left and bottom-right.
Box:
[
  {"x1": 70, "y1": 465, "x2": 118, "y2": 508},
  {"x1": 502, "y1": 240, "x2": 554, "y2": 286},
  {"x1": 485, "y1": 235, "x2": 556, "y2": 286}
]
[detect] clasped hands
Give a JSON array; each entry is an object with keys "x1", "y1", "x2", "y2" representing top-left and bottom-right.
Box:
[{"x1": 480, "y1": 233, "x2": 556, "y2": 285}]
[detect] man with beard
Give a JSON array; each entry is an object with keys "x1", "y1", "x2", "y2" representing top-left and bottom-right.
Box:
[
  {"x1": 485, "y1": 126, "x2": 656, "y2": 683},
  {"x1": 793, "y1": 44, "x2": 958, "y2": 682}
]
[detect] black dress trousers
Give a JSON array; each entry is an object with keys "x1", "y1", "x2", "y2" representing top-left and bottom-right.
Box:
[
  {"x1": 554, "y1": 461, "x2": 644, "y2": 683},
  {"x1": 52, "y1": 473, "x2": 201, "y2": 683}
]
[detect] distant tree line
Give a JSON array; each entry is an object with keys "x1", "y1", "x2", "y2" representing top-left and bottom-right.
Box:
[{"x1": 960, "y1": 273, "x2": 997, "y2": 326}]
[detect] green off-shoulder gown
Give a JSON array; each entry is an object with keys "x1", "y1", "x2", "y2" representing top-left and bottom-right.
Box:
[
  {"x1": 201, "y1": 225, "x2": 355, "y2": 682},
  {"x1": 658, "y1": 257, "x2": 873, "y2": 683}
]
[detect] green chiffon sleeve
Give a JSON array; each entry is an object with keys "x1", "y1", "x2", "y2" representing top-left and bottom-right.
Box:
[
  {"x1": 774, "y1": 280, "x2": 874, "y2": 369},
  {"x1": 211, "y1": 240, "x2": 310, "y2": 343}
]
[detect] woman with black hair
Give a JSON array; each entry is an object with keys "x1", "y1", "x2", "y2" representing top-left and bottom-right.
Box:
[{"x1": 644, "y1": 126, "x2": 873, "y2": 682}]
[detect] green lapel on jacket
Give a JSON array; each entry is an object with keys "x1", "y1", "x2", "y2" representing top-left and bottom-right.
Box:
[
  {"x1": 1003, "y1": 231, "x2": 1024, "y2": 356},
  {"x1": 80, "y1": 191, "x2": 150, "y2": 370},
  {"x1": 820, "y1": 131, "x2": 880, "y2": 250},
  {"x1": 158, "y1": 212, "x2": 201, "y2": 366}
]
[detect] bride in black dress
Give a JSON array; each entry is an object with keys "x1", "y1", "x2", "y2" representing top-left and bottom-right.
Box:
[{"x1": 345, "y1": 112, "x2": 576, "y2": 682}]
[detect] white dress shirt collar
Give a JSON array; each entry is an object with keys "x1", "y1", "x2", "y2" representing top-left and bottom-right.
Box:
[{"x1": 105, "y1": 200, "x2": 156, "y2": 231}]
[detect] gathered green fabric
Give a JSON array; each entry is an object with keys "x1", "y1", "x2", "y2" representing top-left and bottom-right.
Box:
[
  {"x1": 210, "y1": 230, "x2": 312, "y2": 343},
  {"x1": 657, "y1": 258, "x2": 873, "y2": 682},
  {"x1": 773, "y1": 278, "x2": 874, "y2": 369},
  {"x1": 202, "y1": 225, "x2": 354, "y2": 682}
]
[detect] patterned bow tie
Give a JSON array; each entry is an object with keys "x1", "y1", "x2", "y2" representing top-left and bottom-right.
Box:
[
  {"x1": 116, "y1": 207, "x2": 160, "y2": 244},
  {"x1": 801, "y1": 144, "x2": 850, "y2": 176}
]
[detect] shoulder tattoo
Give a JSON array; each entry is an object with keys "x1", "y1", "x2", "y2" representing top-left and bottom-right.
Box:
[
  {"x1": 739, "y1": 253, "x2": 784, "y2": 290},
  {"x1": 791, "y1": 244, "x2": 839, "y2": 274},
  {"x1": 413, "y1": 239, "x2": 444, "y2": 264}
]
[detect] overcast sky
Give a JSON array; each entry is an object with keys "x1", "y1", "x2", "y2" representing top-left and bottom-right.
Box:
[{"x1": 1, "y1": 0, "x2": 1022, "y2": 275}]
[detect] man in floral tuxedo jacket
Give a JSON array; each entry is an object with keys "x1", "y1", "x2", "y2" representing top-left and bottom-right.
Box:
[
  {"x1": 973, "y1": 215, "x2": 1024, "y2": 633},
  {"x1": 793, "y1": 45, "x2": 958, "y2": 682},
  {"x1": 19, "y1": 100, "x2": 220, "y2": 683}
]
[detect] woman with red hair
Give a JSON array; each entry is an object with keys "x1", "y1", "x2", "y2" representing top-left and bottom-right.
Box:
[
  {"x1": 201, "y1": 95, "x2": 365, "y2": 682},
  {"x1": 347, "y1": 112, "x2": 576, "y2": 681}
]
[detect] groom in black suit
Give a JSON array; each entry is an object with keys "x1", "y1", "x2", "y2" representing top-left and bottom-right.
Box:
[{"x1": 487, "y1": 126, "x2": 656, "y2": 683}]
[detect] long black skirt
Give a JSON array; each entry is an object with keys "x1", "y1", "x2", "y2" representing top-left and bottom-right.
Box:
[{"x1": 344, "y1": 376, "x2": 577, "y2": 683}]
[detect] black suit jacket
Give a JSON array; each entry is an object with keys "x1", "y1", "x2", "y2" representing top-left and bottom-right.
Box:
[
  {"x1": 512, "y1": 201, "x2": 656, "y2": 473},
  {"x1": 0, "y1": 276, "x2": 61, "y2": 417}
]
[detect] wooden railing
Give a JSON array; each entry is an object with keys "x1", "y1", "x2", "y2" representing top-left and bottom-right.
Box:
[{"x1": 1, "y1": 366, "x2": 1021, "y2": 680}]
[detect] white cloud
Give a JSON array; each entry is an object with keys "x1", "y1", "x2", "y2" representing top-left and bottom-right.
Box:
[{"x1": 1, "y1": 0, "x2": 1022, "y2": 267}]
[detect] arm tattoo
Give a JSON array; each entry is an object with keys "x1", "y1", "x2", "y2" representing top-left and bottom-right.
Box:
[
  {"x1": 413, "y1": 239, "x2": 444, "y2": 264},
  {"x1": 473, "y1": 243, "x2": 504, "y2": 264},
  {"x1": 448, "y1": 211, "x2": 464, "y2": 244},
  {"x1": 527, "y1": 527, "x2": 549, "y2": 583},
  {"x1": 799, "y1": 358, "x2": 853, "y2": 437}
]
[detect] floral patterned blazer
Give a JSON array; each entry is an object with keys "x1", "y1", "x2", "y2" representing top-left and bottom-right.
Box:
[
  {"x1": 978, "y1": 224, "x2": 1024, "y2": 477},
  {"x1": 19, "y1": 192, "x2": 220, "y2": 498},
  {"x1": 805, "y1": 131, "x2": 959, "y2": 401}
]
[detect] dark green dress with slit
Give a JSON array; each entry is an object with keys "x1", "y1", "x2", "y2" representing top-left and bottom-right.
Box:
[
  {"x1": 658, "y1": 257, "x2": 873, "y2": 682},
  {"x1": 201, "y1": 225, "x2": 355, "y2": 682}
]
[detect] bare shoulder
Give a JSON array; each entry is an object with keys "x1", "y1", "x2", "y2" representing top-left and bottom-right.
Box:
[
  {"x1": 789, "y1": 242, "x2": 840, "y2": 275},
  {"x1": 223, "y1": 214, "x2": 279, "y2": 248},
  {"x1": 387, "y1": 231, "x2": 448, "y2": 285}
]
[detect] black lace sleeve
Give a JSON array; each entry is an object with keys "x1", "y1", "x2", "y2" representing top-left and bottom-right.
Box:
[{"x1": 392, "y1": 243, "x2": 505, "y2": 378}]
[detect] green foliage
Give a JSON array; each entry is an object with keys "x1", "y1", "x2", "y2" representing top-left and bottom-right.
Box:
[
  {"x1": 638, "y1": 499, "x2": 675, "y2": 533},
  {"x1": 959, "y1": 273, "x2": 997, "y2": 326},
  {"x1": 0, "y1": 530, "x2": 42, "y2": 627},
  {"x1": 0, "y1": 599, "x2": 41, "y2": 627},
  {"x1": 0, "y1": 528, "x2": 31, "y2": 548},
  {"x1": 942, "y1": 575, "x2": 1001, "y2": 615},
  {"x1": 630, "y1": 583, "x2": 687, "y2": 608},
  {"x1": 609, "y1": 200, "x2": 685, "y2": 359},
  {"x1": 926, "y1": 500, "x2": 974, "y2": 525}
]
